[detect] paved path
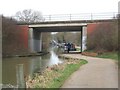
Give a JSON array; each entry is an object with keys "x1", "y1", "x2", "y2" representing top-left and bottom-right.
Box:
[{"x1": 61, "y1": 54, "x2": 118, "y2": 88}]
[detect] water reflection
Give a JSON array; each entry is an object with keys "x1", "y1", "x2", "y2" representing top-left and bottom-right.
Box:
[
  {"x1": 49, "y1": 50, "x2": 62, "y2": 66},
  {"x1": 29, "y1": 57, "x2": 42, "y2": 76},
  {"x1": 2, "y1": 47, "x2": 63, "y2": 85}
]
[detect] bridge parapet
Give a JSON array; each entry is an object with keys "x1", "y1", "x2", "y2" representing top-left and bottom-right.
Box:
[
  {"x1": 43, "y1": 12, "x2": 118, "y2": 22},
  {"x1": 17, "y1": 12, "x2": 118, "y2": 25}
]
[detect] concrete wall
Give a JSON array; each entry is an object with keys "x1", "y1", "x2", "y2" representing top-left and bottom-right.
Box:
[
  {"x1": 28, "y1": 28, "x2": 42, "y2": 53},
  {"x1": 82, "y1": 26, "x2": 87, "y2": 51}
]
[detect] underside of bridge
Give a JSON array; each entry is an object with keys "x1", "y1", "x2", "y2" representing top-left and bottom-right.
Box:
[
  {"x1": 33, "y1": 26, "x2": 82, "y2": 32},
  {"x1": 28, "y1": 23, "x2": 87, "y2": 53}
]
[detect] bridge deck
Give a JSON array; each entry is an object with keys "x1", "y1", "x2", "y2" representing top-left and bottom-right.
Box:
[{"x1": 18, "y1": 19, "x2": 117, "y2": 25}]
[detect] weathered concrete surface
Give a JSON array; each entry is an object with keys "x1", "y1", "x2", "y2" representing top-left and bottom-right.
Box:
[{"x1": 61, "y1": 54, "x2": 118, "y2": 88}]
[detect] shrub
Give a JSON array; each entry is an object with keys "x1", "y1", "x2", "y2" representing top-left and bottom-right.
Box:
[{"x1": 87, "y1": 21, "x2": 118, "y2": 52}]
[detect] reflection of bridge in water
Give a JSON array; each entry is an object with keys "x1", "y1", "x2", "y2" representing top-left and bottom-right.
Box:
[{"x1": 18, "y1": 12, "x2": 118, "y2": 53}]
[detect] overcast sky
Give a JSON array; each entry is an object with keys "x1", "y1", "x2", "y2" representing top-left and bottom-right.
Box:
[{"x1": 0, "y1": 0, "x2": 119, "y2": 16}]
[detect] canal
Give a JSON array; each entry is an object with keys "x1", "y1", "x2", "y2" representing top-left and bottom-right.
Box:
[{"x1": 2, "y1": 46, "x2": 63, "y2": 86}]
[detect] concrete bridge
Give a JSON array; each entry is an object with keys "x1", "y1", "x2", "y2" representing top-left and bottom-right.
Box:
[
  {"x1": 17, "y1": 12, "x2": 118, "y2": 53},
  {"x1": 28, "y1": 21, "x2": 87, "y2": 53},
  {"x1": 27, "y1": 18, "x2": 117, "y2": 53}
]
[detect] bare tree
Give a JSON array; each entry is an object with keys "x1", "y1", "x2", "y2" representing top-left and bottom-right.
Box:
[{"x1": 15, "y1": 9, "x2": 44, "y2": 23}]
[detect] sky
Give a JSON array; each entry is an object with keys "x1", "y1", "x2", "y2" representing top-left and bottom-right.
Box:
[{"x1": 0, "y1": 0, "x2": 119, "y2": 17}]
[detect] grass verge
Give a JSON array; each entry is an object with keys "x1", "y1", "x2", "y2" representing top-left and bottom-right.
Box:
[
  {"x1": 97, "y1": 52, "x2": 118, "y2": 60},
  {"x1": 82, "y1": 50, "x2": 118, "y2": 60},
  {"x1": 26, "y1": 59, "x2": 88, "y2": 88},
  {"x1": 48, "y1": 59, "x2": 87, "y2": 88}
]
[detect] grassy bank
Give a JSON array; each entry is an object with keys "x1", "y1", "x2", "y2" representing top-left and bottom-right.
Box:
[
  {"x1": 82, "y1": 50, "x2": 118, "y2": 60},
  {"x1": 26, "y1": 58, "x2": 88, "y2": 88},
  {"x1": 97, "y1": 52, "x2": 118, "y2": 60}
]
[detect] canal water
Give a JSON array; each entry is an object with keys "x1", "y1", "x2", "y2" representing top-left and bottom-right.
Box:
[{"x1": 2, "y1": 47, "x2": 63, "y2": 85}]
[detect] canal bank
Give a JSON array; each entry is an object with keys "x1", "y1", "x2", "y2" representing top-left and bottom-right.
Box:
[
  {"x1": 2, "y1": 52, "x2": 49, "y2": 58},
  {"x1": 2, "y1": 47, "x2": 63, "y2": 86},
  {"x1": 2, "y1": 46, "x2": 88, "y2": 88},
  {"x1": 26, "y1": 57, "x2": 87, "y2": 88}
]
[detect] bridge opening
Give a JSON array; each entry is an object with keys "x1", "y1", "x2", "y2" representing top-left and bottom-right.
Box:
[{"x1": 28, "y1": 22, "x2": 87, "y2": 53}]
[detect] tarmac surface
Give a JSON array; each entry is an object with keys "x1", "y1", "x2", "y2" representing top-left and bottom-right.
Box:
[{"x1": 61, "y1": 54, "x2": 118, "y2": 88}]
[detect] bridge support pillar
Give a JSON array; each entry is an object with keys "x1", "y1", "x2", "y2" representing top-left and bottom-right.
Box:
[
  {"x1": 28, "y1": 28, "x2": 42, "y2": 53},
  {"x1": 81, "y1": 26, "x2": 87, "y2": 52}
]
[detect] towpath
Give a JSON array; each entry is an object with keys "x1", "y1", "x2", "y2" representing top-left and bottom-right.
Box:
[{"x1": 61, "y1": 54, "x2": 118, "y2": 88}]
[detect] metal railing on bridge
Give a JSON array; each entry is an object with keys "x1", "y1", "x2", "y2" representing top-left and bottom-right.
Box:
[
  {"x1": 13, "y1": 12, "x2": 119, "y2": 23},
  {"x1": 42, "y1": 12, "x2": 118, "y2": 22}
]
